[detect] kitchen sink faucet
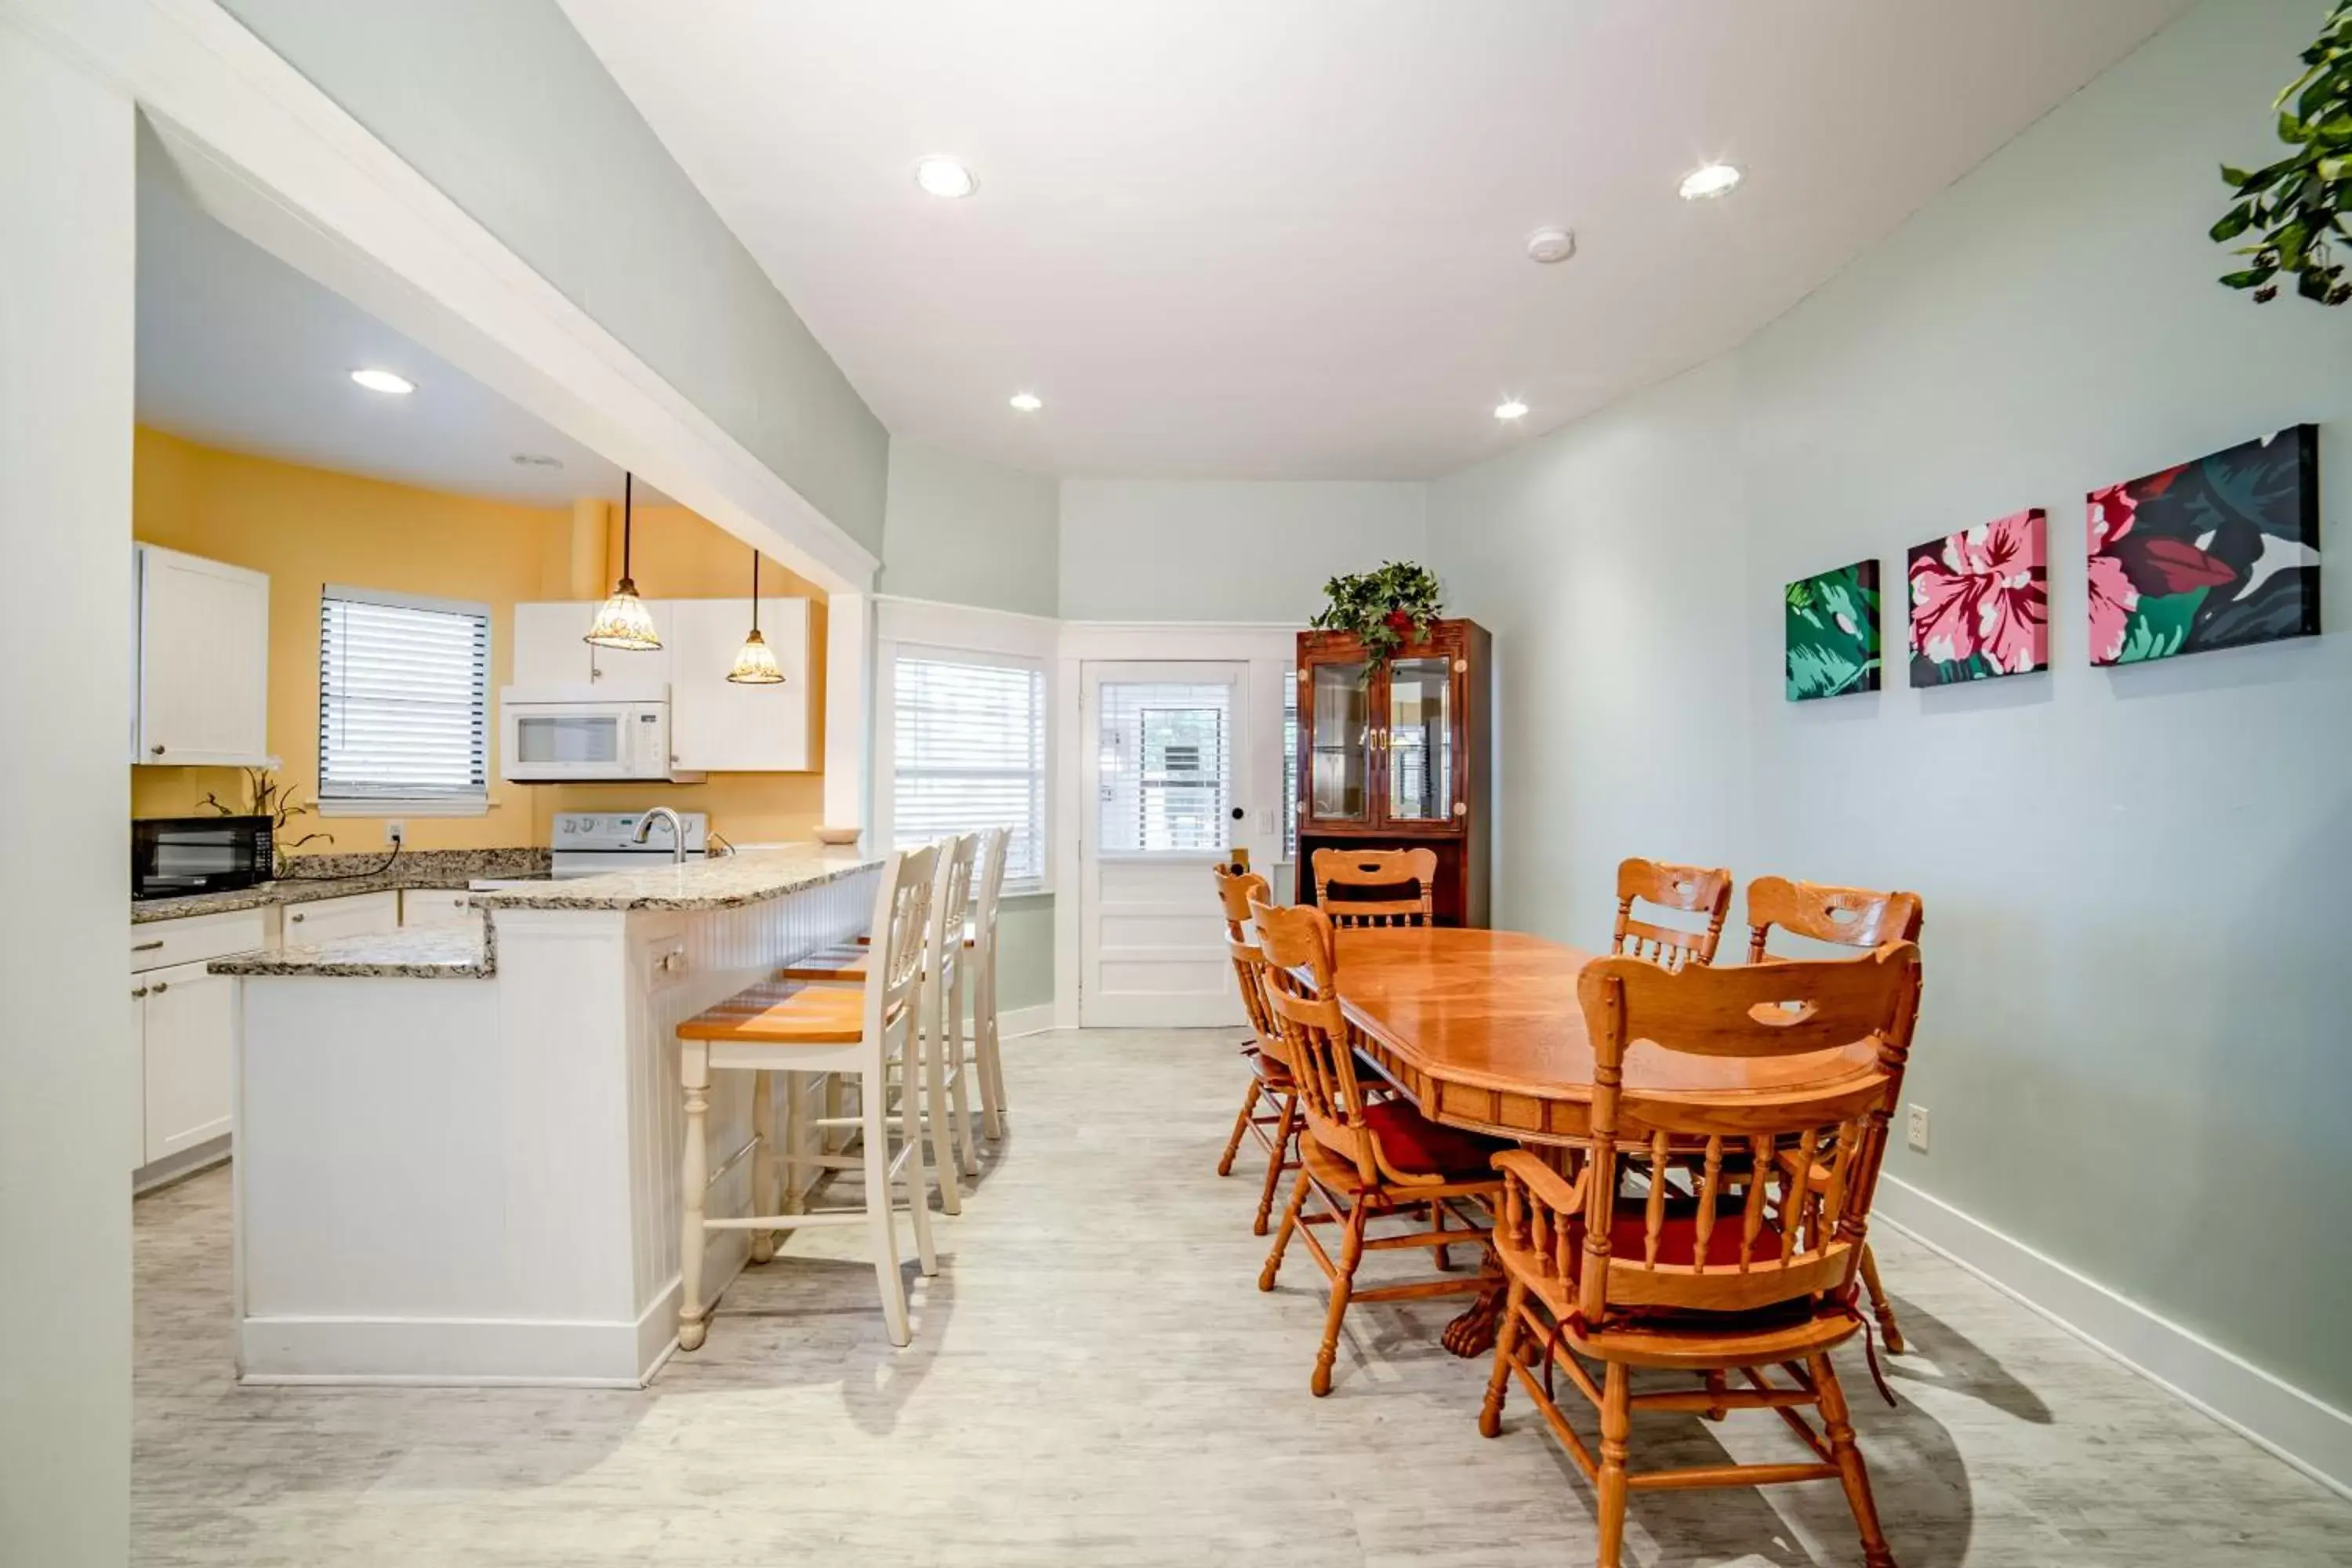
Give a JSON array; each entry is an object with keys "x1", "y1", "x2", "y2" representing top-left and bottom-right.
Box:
[{"x1": 632, "y1": 807, "x2": 688, "y2": 865}]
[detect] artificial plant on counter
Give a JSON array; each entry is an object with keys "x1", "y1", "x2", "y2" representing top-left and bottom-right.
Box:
[
  {"x1": 1309, "y1": 561, "x2": 1444, "y2": 662},
  {"x1": 2212, "y1": 0, "x2": 2352, "y2": 306},
  {"x1": 198, "y1": 768, "x2": 332, "y2": 875}
]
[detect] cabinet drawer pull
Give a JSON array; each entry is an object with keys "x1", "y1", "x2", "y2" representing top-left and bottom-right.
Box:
[
  {"x1": 151, "y1": 981, "x2": 169, "y2": 994},
  {"x1": 132, "y1": 987, "x2": 148, "y2": 1000},
  {"x1": 289, "y1": 912, "x2": 305, "y2": 924},
  {"x1": 1452, "y1": 802, "x2": 1467, "y2": 817},
  {"x1": 150, "y1": 744, "x2": 166, "y2": 756},
  {"x1": 133, "y1": 939, "x2": 164, "y2": 952}
]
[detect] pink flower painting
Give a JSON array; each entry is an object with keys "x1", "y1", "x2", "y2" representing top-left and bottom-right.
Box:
[{"x1": 1906, "y1": 508, "x2": 2049, "y2": 685}]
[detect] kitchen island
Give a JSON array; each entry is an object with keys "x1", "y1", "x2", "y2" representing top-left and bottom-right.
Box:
[{"x1": 216, "y1": 846, "x2": 883, "y2": 1387}]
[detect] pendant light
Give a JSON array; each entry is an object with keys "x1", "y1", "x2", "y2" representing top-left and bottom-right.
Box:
[
  {"x1": 726, "y1": 549, "x2": 786, "y2": 685},
  {"x1": 585, "y1": 472, "x2": 662, "y2": 650}
]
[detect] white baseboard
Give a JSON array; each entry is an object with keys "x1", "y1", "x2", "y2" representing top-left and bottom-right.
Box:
[
  {"x1": 997, "y1": 1004, "x2": 1055, "y2": 1038},
  {"x1": 1875, "y1": 1175, "x2": 2352, "y2": 1501},
  {"x1": 238, "y1": 1313, "x2": 648, "y2": 1388}
]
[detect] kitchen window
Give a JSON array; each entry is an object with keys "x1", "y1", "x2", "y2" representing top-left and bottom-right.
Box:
[
  {"x1": 890, "y1": 649, "x2": 1047, "y2": 890},
  {"x1": 316, "y1": 586, "x2": 491, "y2": 815}
]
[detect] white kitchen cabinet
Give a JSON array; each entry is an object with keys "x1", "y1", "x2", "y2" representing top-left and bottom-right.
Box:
[
  {"x1": 667, "y1": 597, "x2": 814, "y2": 772},
  {"x1": 135, "y1": 543, "x2": 271, "y2": 767},
  {"x1": 401, "y1": 887, "x2": 483, "y2": 931},
  {"x1": 511, "y1": 599, "x2": 671, "y2": 691},
  {"x1": 138, "y1": 960, "x2": 236, "y2": 1162},
  {"x1": 281, "y1": 889, "x2": 401, "y2": 943}
]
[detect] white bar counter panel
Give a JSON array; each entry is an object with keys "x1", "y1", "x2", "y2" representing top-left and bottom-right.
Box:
[{"x1": 219, "y1": 848, "x2": 882, "y2": 1387}]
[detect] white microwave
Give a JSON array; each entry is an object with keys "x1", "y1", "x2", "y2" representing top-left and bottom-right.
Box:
[{"x1": 499, "y1": 686, "x2": 703, "y2": 783}]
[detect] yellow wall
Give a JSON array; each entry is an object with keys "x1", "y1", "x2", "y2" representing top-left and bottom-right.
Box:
[{"x1": 132, "y1": 427, "x2": 828, "y2": 855}]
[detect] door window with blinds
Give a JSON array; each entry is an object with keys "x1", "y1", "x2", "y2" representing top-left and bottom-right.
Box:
[
  {"x1": 1095, "y1": 679, "x2": 1233, "y2": 855},
  {"x1": 891, "y1": 651, "x2": 1047, "y2": 888},
  {"x1": 316, "y1": 586, "x2": 490, "y2": 815}
]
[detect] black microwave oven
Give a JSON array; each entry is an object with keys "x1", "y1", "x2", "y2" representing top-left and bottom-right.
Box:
[{"x1": 132, "y1": 815, "x2": 275, "y2": 901}]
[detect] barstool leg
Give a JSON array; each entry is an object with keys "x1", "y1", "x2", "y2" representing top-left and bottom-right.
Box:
[
  {"x1": 749, "y1": 1069, "x2": 776, "y2": 1264},
  {"x1": 861, "y1": 1057, "x2": 910, "y2": 1348},
  {"x1": 895, "y1": 1025, "x2": 939, "y2": 1277},
  {"x1": 974, "y1": 957, "x2": 1006, "y2": 1139},
  {"x1": 947, "y1": 961, "x2": 978, "y2": 1177},
  {"x1": 923, "y1": 1012, "x2": 964, "y2": 1215},
  {"x1": 678, "y1": 1041, "x2": 711, "y2": 1352}
]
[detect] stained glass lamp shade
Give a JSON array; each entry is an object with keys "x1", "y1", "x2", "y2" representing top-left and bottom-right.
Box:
[{"x1": 727, "y1": 551, "x2": 786, "y2": 684}]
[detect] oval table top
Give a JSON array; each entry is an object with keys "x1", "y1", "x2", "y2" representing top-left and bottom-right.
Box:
[{"x1": 1330, "y1": 926, "x2": 1885, "y2": 1145}]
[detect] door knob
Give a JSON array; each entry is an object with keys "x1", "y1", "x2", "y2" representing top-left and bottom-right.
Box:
[
  {"x1": 150, "y1": 744, "x2": 166, "y2": 756},
  {"x1": 1229, "y1": 807, "x2": 1245, "y2": 821}
]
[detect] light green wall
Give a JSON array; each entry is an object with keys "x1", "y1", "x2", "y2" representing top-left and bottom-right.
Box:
[
  {"x1": 217, "y1": 0, "x2": 890, "y2": 553},
  {"x1": 1434, "y1": 0, "x2": 2351, "y2": 1411},
  {"x1": 880, "y1": 437, "x2": 1060, "y2": 617},
  {"x1": 991, "y1": 897, "x2": 1056, "y2": 1014}
]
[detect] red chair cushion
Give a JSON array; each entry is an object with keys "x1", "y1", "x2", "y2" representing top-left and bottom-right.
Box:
[
  {"x1": 1359, "y1": 1097, "x2": 1506, "y2": 1181},
  {"x1": 1605, "y1": 1200, "x2": 1784, "y2": 1270}
]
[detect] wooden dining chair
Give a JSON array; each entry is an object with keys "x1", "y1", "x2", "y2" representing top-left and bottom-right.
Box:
[
  {"x1": 1476, "y1": 942, "x2": 1922, "y2": 1568},
  {"x1": 1211, "y1": 866, "x2": 1299, "y2": 1235},
  {"x1": 1253, "y1": 898, "x2": 1504, "y2": 1396},
  {"x1": 1611, "y1": 858, "x2": 1733, "y2": 970},
  {"x1": 1311, "y1": 846, "x2": 1439, "y2": 927},
  {"x1": 1745, "y1": 875, "x2": 1925, "y2": 1352}
]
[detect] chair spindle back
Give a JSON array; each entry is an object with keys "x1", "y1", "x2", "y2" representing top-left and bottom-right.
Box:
[
  {"x1": 1214, "y1": 865, "x2": 1280, "y2": 1051},
  {"x1": 866, "y1": 844, "x2": 938, "y2": 1050},
  {"x1": 1249, "y1": 898, "x2": 1385, "y2": 1185},
  {"x1": 1537, "y1": 943, "x2": 1922, "y2": 1327},
  {"x1": 971, "y1": 826, "x2": 1011, "y2": 968},
  {"x1": 1744, "y1": 877, "x2": 1923, "y2": 962},
  {"x1": 1611, "y1": 858, "x2": 1733, "y2": 970},
  {"x1": 1312, "y1": 847, "x2": 1439, "y2": 927}
]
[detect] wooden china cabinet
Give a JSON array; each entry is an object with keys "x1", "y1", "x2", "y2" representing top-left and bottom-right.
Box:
[{"x1": 1294, "y1": 618, "x2": 1491, "y2": 927}]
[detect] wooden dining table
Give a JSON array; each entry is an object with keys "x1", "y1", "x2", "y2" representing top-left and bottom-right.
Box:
[{"x1": 1327, "y1": 925, "x2": 1886, "y2": 1353}]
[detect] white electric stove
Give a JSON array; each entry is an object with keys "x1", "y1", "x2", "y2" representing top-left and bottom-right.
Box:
[{"x1": 470, "y1": 810, "x2": 710, "y2": 891}]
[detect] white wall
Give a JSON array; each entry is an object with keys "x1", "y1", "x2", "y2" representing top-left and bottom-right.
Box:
[
  {"x1": 1059, "y1": 479, "x2": 1426, "y2": 621},
  {"x1": 1433, "y1": 0, "x2": 2352, "y2": 1466},
  {"x1": 880, "y1": 437, "x2": 1059, "y2": 619},
  {"x1": 217, "y1": 0, "x2": 891, "y2": 551},
  {"x1": 0, "y1": 23, "x2": 134, "y2": 1563}
]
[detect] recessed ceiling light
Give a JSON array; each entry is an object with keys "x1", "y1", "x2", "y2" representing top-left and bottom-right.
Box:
[
  {"x1": 1008, "y1": 392, "x2": 1043, "y2": 413},
  {"x1": 1525, "y1": 227, "x2": 1577, "y2": 264},
  {"x1": 913, "y1": 157, "x2": 978, "y2": 199},
  {"x1": 1494, "y1": 400, "x2": 1530, "y2": 421},
  {"x1": 349, "y1": 368, "x2": 416, "y2": 395},
  {"x1": 1678, "y1": 162, "x2": 1742, "y2": 201}
]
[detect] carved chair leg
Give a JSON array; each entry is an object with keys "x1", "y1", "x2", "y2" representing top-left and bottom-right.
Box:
[
  {"x1": 1251, "y1": 1094, "x2": 1299, "y2": 1236},
  {"x1": 1312, "y1": 1203, "x2": 1369, "y2": 1397},
  {"x1": 1258, "y1": 1167, "x2": 1310, "y2": 1291},
  {"x1": 1703, "y1": 1370, "x2": 1730, "y2": 1421},
  {"x1": 1217, "y1": 1077, "x2": 1261, "y2": 1178},
  {"x1": 677, "y1": 1043, "x2": 711, "y2": 1352},
  {"x1": 1430, "y1": 1199, "x2": 1452, "y2": 1272},
  {"x1": 1859, "y1": 1243, "x2": 1904, "y2": 1354},
  {"x1": 1478, "y1": 1276, "x2": 1527, "y2": 1437},
  {"x1": 748, "y1": 1069, "x2": 777, "y2": 1265},
  {"x1": 1595, "y1": 1359, "x2": 1633, "y2": 1568},
  {"x1": 1813, "y1": 1352, "x2": 1896, "y2": 1568}
]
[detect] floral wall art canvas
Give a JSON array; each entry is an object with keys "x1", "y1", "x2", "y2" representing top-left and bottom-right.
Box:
[
  {"x1": 1907, "y1": 508, "x2": 2049, "y2": 685},
  {"x1": 2088, "y1": 426, "x2": 2320, "y2": 666},
  {"x1": 1785, "y1": 560, "x2": 1881, "y2": 701}
]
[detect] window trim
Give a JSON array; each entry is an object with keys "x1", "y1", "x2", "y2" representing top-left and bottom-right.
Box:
[
  {"x1": 878, "y1": 640, "x2": 1052, "y2": 892},
  {"x1": 316, "y1": 583, "x2": 492, "y2": 818}
]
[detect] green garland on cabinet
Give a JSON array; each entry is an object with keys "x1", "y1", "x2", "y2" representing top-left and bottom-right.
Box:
[{"x1": 1310, "y1": 561, "x2": 1444, "y2": 661}]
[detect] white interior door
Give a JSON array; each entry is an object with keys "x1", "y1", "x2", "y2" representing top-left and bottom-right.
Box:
[{"x1": 1080, "y1": 661, "x2": 1262, "y2": 1028}]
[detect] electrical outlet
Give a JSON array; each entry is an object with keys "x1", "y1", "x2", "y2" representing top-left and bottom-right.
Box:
[
  {"x1": 385, "y1": 820, "x2": 406, "y2": 848},
  {"x1": 1906, "y1": 1103, "x2": 1930, "y2": 1154}
]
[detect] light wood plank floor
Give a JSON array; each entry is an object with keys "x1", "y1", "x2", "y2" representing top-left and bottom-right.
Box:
[{"x1": 136, "y1": 1029, "x2": 2351, "y2": 1566}]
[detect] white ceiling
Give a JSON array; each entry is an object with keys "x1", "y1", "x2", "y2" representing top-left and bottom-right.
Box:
[
  {"x1": 562, "y1": 0, "x2": 2191, "y2": 481},
  {"x1": 136, "y1": 129, "x2": 631, "y2": 507}
]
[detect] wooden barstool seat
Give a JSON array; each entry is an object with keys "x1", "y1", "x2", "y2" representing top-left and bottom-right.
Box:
[
  {"x1": 677, "y1": 978, "x2": 873, "y2": 1044},
  {"x1": 778, "y1": 943, "x2": 870, "y2": 985}
]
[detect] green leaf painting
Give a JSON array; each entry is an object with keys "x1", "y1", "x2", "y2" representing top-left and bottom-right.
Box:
[{"x1": 1785, "y1": 561, "x2": 1882, "y2": 701}]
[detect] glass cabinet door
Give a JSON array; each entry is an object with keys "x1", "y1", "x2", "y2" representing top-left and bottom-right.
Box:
[
  {"x1": 1384, "y1": 655, "x2": 1456, "y2": 824},
  {"x1": 1305, "y1": 659, "x2": 1375, "y2": 824}
]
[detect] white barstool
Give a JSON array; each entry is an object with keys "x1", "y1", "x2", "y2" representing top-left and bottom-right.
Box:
[
  {"x1": 966, "y1": 826, "x2": 1012, "y2": 1138},
  {"x1": 672, "y1": 845, "x2": 938, "y2": 1350}
]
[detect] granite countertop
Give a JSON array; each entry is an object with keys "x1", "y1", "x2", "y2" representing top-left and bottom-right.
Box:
[
  {"x1": 209, "y1": 924, "x2": 494, "y2": 980},
  {"x1": 470, "y1": 846, "x2": 884, "y2": 913},
  {"x1": 132, "y1": 848, "x2": 550, "y2": 925}
]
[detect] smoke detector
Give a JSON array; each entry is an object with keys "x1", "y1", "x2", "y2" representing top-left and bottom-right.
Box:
[{"x1": 1525, "y1": 227, "x2": 1577, "y2": 265}]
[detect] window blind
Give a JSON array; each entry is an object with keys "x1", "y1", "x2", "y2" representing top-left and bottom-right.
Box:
[
  {"x1": 317, "y1": 587, "x2": 490, "y2": 808},
  {"x1": 1094, "y1": 680, "x2": 1232, "y2": 855},
  {"x1": 892, "y1": 654, "x2": 1047, "y2": 887}
]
